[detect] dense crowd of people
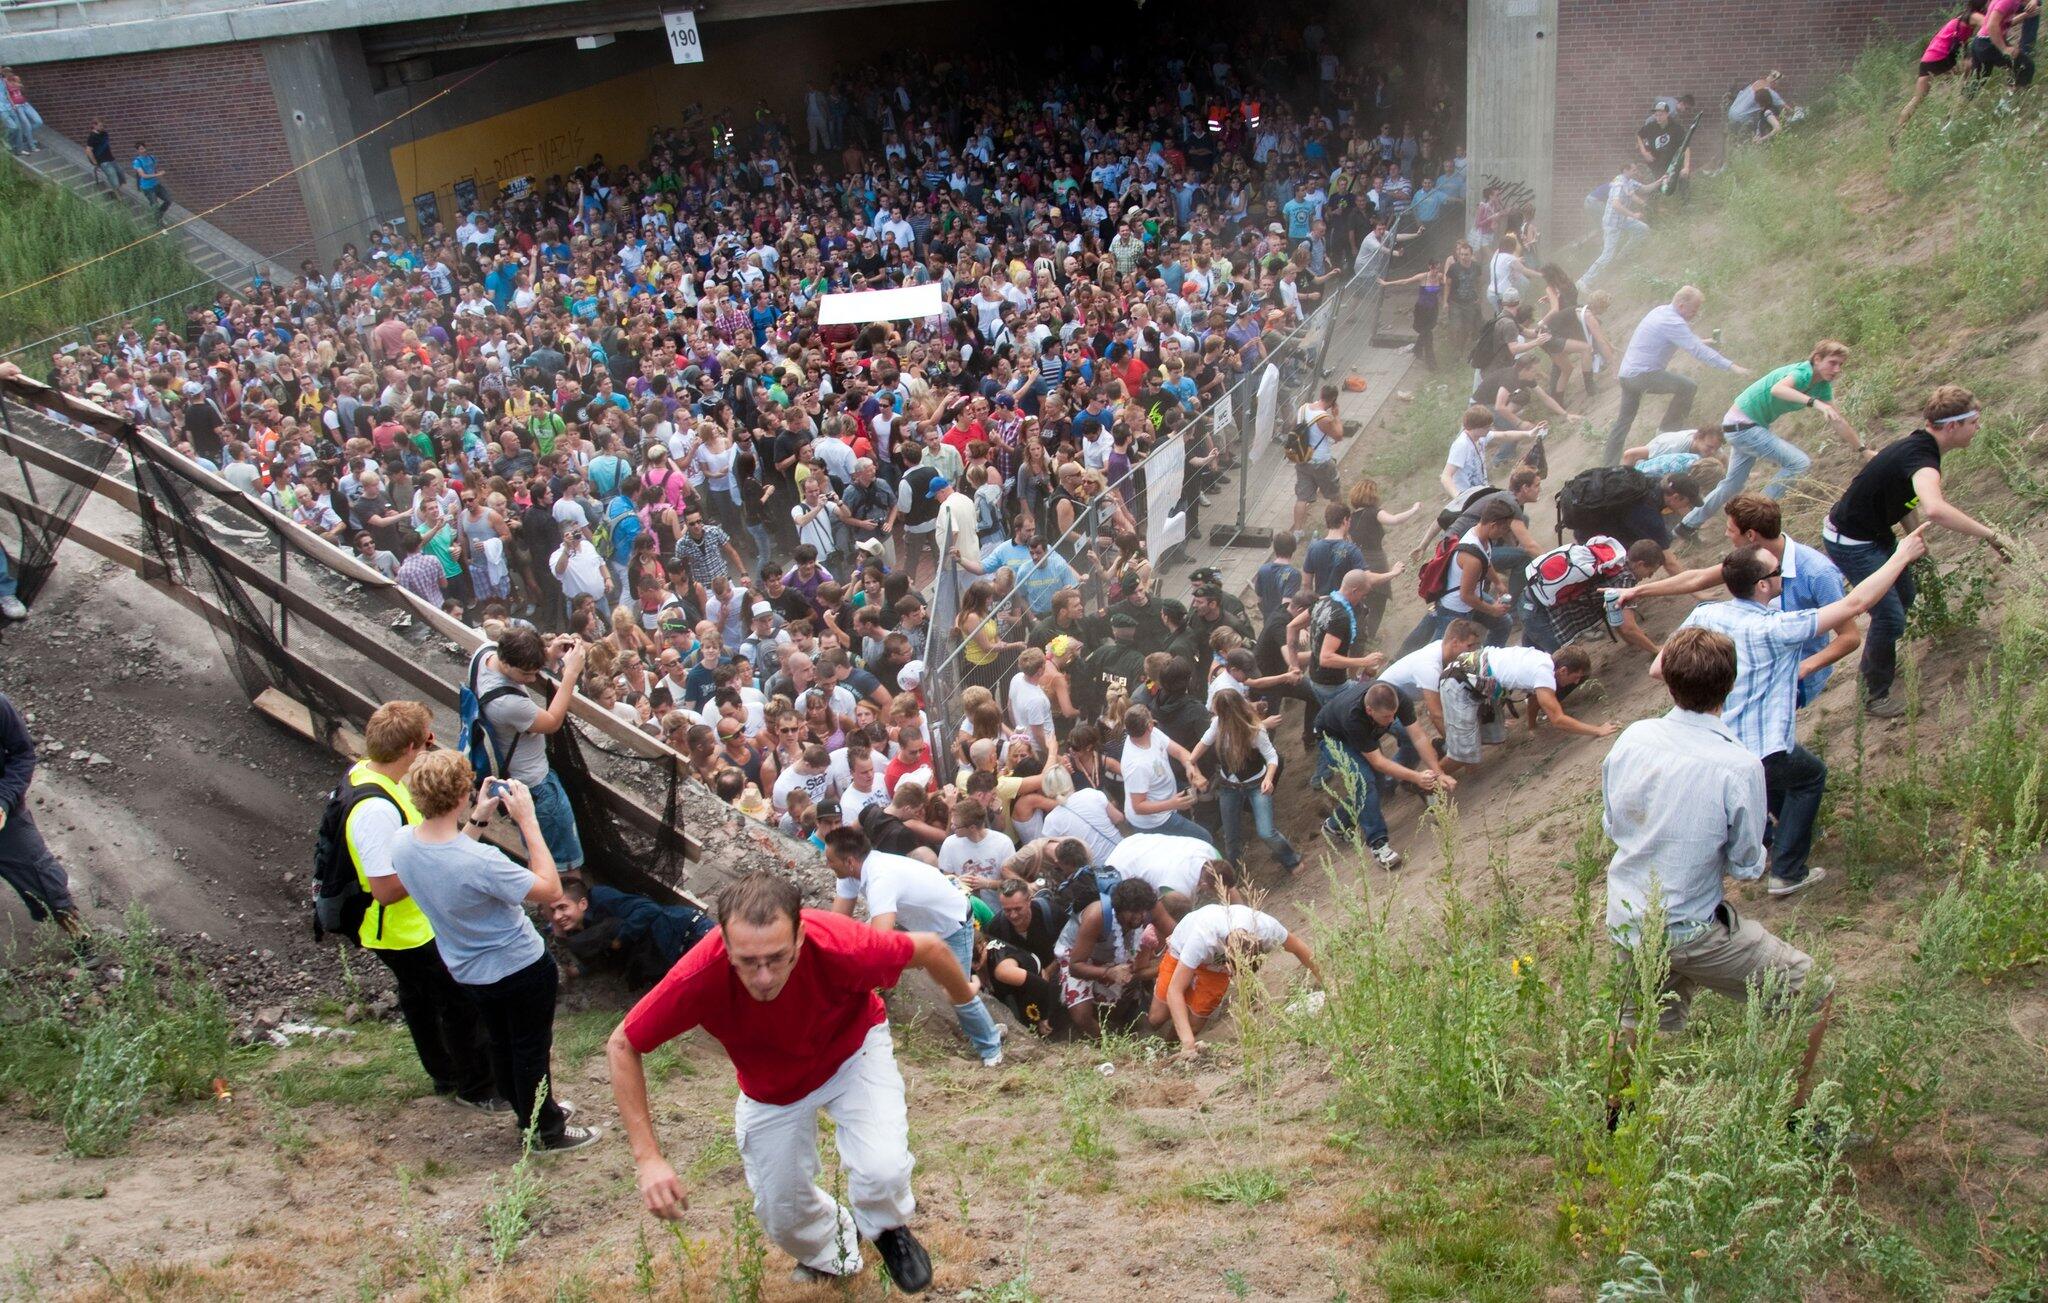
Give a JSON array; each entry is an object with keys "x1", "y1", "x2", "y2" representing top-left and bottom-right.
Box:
[{"x1": 5, "y1": 13, "x2": 2026, "y2": 1294}]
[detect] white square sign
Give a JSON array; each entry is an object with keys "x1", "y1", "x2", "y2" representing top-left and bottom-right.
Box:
[{"x1": 664, "y1": 10, "x2": 704, "y2": 64}]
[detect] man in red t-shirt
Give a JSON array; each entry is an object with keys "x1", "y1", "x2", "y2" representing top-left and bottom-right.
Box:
[{"x1": 607, "y1": 871, "x2": 978, "y2": 1293}]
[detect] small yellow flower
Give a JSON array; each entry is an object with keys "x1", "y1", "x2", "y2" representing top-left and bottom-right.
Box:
[{"x1": 1510, "y1": 953, "x2": 1535, "y2": 977}]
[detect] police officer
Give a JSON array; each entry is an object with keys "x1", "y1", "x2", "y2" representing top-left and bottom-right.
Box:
[{"x1": 1080, "y1": 611, "x2": 1150, "y2": 720}]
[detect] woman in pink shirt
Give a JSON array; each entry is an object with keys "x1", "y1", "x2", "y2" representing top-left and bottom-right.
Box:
[{"x1": 1902, "y1": 0, "x2": 1988, "y2": 123}]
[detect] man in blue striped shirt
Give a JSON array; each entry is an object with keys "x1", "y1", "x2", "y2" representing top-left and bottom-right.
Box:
[
  {"x1": 1613, "y1": 494, "x2": 1856, "y2": 707},
  {"x1": 1663, "y1": 528, "x2": 1926, "y2": 896}
]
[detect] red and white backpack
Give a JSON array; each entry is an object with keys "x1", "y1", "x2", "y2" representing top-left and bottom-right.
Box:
[{"x1": 1525, "y1": 536, "x2": 1628, "y2": 609}]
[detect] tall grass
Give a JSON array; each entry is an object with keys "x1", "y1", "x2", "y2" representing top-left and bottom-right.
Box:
[
  {"x1": 0, "y1": 903, "x2": 231, "y2": 1156},
  {"x1": 0, "y1": 156, "x2": 211, "y2": 362}
]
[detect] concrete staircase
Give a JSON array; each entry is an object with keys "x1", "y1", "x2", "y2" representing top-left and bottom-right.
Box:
[{"x1": 12, "y1": 129, "x2": 278, "y2": 293}]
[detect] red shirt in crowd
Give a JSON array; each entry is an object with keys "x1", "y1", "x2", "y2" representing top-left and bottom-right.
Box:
[{"x1": 620, "y1": 908, "x2": 914, "y2": 1105}]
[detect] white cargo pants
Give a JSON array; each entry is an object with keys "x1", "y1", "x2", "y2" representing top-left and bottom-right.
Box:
[{"x1": 732, "y1": 1021, "x2": 915, "y2": 1276}]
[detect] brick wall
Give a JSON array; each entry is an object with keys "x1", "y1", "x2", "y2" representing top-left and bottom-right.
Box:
[
  {"x1": 1551, "y1": 0, "x2": 1928, "y2": 240},
  {"x1": 23, "y1": 42, "x2": 313, "y2": 254}
]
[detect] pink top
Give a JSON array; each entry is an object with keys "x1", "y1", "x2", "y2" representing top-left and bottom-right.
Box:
[
  {"x1": 1984, "y1": 0, "x2": 2022, "y2": 43},
  {"x1": 1922, "y1": 16, "x2": 1971, "y2": 60}
]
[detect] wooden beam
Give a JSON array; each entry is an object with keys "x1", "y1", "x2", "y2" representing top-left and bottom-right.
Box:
[
  {"x1": 0, "y1": 484, "x2": 680, "y2": 850},
  {"x1": 0, "y1": 381, "x2": 698, "y2": 775}
]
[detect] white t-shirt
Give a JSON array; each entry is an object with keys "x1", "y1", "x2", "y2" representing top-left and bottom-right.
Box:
[
  {"x1": 1642, "y1": 429, "x2": 1698, "y2": 458},
  {"x1": 550, "y1": 542, "x2": 609, "y2": 601},
  {"x1": 1009, "y1": 674, "x2": 1054, "y2": 742},
  {"x1": 1107, "y1": 833, "x2": 1214, "y2": 897},
  {"x1": 1444, "y1": 431, "x2": 1491, "y2": 496},
  {"x1": 837, "y1": 769, "x2": 892, "y2": 823},
  {"x1": 938, "y1": 828, "x2": 1017, "y2": 883},
  {"x1": 771, "y1": 763, "x2": 833, "y2": 814},
  {"x1": 836, "y1": 851, "x2": 970, "y2": 933},
  {"x1": 1479, "y1": 646, "x2": 1558, "y2": 693},
  {"x1": 1043, "y1": 788, "x2": 1123, "y2": 860},
  {"x1": 1167, "y1": 903, "x2": 1290, "y2": 969},
  {"x1": 1380, "y1": 640, "x2": 1448, "y2": 701},
  {"x1": 1119, "y1": 732, "x2": 1180, "y2": 830}
]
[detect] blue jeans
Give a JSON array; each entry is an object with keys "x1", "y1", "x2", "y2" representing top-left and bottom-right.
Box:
[
  {"x1": 942, "y1": 921, "x2": 1005, "y2": 1061},
  {"x1": 1762, "y1": 745, "x2": 1827, "y2": 886},
  {"x1": 1824, "y1": 535, "x2": 1914, "y2": 700},
  {"x1": 530, "y1": 770, "x2": 584, "y2": 870},
  {"x1": 1216, "y1": 782, "x2": 1300, "y2": 871},
  {"x1": 1684, "y1": 422, "x2": 1811, "y2": 529},
  {"x1": 1321, "y1": 741, "x2": 1390, "y2": 848},
  {"x1": 1580, "y1": 217, "x2": 1648, "y2": 288},
  {"x1": 1140, "y1": 810, "x2": 1216, "y2": 847}
]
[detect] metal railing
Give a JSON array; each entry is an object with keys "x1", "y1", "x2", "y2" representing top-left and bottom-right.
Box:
[{"x1": 914, "y1": 223, "x2": 1419, "y2": 784}]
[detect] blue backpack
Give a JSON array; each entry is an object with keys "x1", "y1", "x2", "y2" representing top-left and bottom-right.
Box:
[{"x1": 461, "y1": 646, "x2": 528, "y2": 785}]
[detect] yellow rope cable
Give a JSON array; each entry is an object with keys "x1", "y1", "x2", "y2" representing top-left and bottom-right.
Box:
[{"x1": 0, "y1": 54, "x2": 507, "y2": 305}]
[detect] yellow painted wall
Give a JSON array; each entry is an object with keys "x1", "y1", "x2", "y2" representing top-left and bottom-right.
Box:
[{"x1": 389, "y1": 67, "x2": 683, "y2": 210}]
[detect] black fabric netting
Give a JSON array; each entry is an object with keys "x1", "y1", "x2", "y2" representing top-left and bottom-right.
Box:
[
  {"x1": 0, "y1": 395, "x2": 124, "y2": 615},
  {"x1": 112, "y1": 421, "x2": 686, "y2": 891}
]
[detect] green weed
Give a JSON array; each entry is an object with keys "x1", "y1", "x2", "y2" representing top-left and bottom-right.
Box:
[
  {"x1": 1184, "y1": 1166, "x2": 1289, "y2": 1207},
  {"x1": 712, "y1": 1203, "x2": 767, "y2": 1303},
  {"x1": 481, "y1": 1087, "x2": 550, "y2": 1268}
]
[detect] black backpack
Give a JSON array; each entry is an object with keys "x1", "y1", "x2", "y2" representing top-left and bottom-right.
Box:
[
  {"x1": 311, "y1": 777, "x2": 401, "y2": 944},
  {"x1": 1555, "y1": 466, "x2": 1654, "y2": 543},
  {"x1": 1466, "y1": 312, "x2": 1515, "y2": 370}
]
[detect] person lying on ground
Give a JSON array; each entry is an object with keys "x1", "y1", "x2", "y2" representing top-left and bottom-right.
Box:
[
  {"x1": 973, "y1": 927, "x2": 1067, "y2": 1039},
  {"x1": 548, "y1": 878, "x2": 714, "y2": 986},
  {"x1": 825, "y1": 826, "x2": 1006, "y2": 1067}
]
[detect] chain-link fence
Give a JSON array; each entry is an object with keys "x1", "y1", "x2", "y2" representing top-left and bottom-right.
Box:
[{"x1": 916, "y1": 229, "x2": 1410, "y2": 784}]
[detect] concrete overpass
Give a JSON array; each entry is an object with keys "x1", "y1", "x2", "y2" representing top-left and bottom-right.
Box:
[{"x1": 2, "y1": 0, "x2": 1931, "y2": 268}]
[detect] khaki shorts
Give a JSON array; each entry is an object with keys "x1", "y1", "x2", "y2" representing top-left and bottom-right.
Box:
[
  {"x1": 1620, "y1": 903, "x2": 1830, "y2": 1033},
  {"x1": 1441, "y1": 679, "x2": 1505, "y2": 764},
  {"x1": 1294, "y1": 459, "x2": 1341, "y2": 503}
]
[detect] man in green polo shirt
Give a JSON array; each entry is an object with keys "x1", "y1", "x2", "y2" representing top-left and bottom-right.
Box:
[
  {"x1": 344, "y1": 700, "x2": 499, "y2": 1110},
  {"x1": 1678, "y1": 340, "x2": 1865, "y2": 543}
]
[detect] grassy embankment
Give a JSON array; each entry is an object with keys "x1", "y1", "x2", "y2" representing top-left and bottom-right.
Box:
[
  {"x1": 0, "y1": 155, "x2": 210, "y2": 363},
  {"x1": 3, "y1": 43, "x2": 2048, "y2": 1302}
]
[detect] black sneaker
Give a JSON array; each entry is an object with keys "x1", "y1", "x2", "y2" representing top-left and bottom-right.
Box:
[
  {"x1": 450, "y1": 1092, "x2": 511, "y2": 1114},
  {"x1": 1673, "y1": 522, "x2": 1699, "y2": 546},
  {"x1": 873, "y1": 1226, "x2": 932, "y2": 1294},
  {"x1": 536, "y1": 1124, "x2": 601, "y2": 1155}
]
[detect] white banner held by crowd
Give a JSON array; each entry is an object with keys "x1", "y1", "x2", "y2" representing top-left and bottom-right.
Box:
[
  {"x1": 1144, "y1": 437, "x2": 1187, "y2": 563},
  {"x1": 817, "y1": 282, "x2": 945, "y2": 326},
  {"x1": 1251, "y1": 363, "x2": 1282, "y2": 460},
  {"x1": 663, "y1": 10, "x2": 705, "y2": 63}
]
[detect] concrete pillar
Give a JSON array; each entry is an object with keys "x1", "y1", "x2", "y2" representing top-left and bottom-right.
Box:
[
  {"x1": 1466, "y1": 0, "x2": 1559, "y2": 244},
  {"x1": 263, "y1": 31, "x2": 384, "y2": 267}
]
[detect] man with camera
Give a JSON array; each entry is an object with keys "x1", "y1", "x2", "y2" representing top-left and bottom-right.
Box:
[
  {"x1": 549, "y1": 524, "x2": 612, "y2": 626},
  {"x1": 470, "y1": 627, "x2": 587, "y2": 874}
]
